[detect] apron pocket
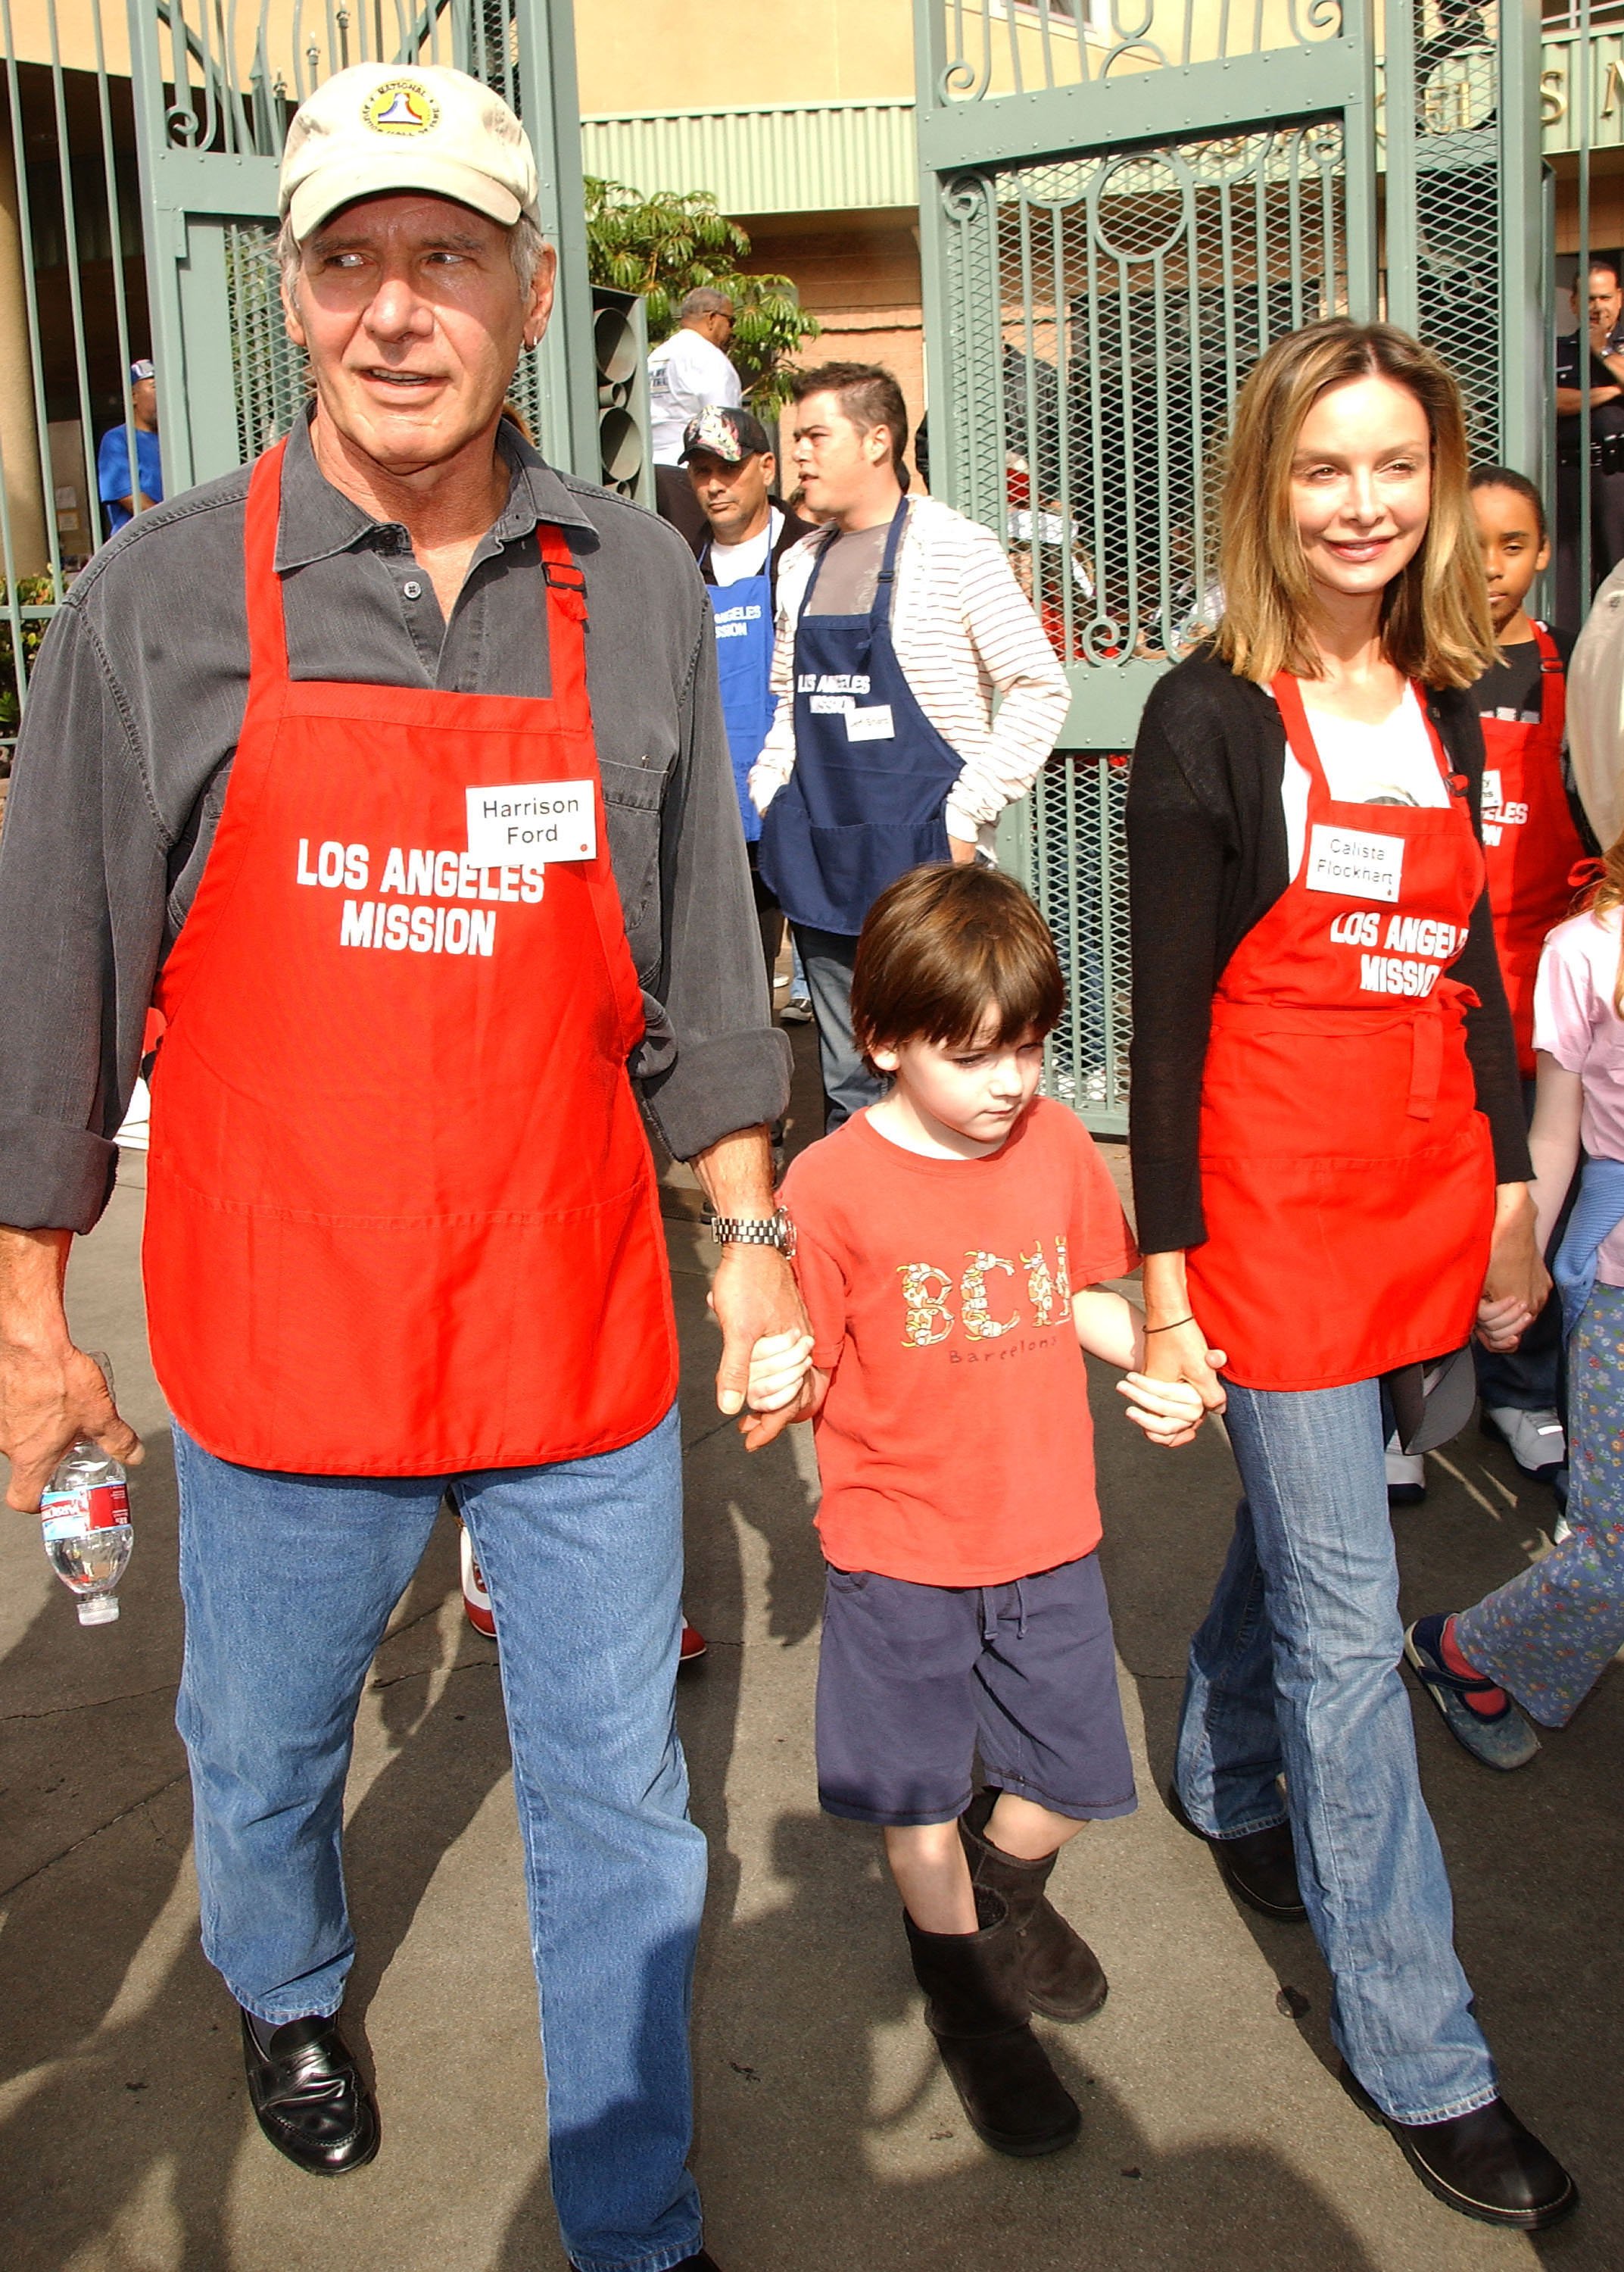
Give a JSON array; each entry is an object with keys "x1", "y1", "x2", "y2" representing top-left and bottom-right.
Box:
[{"x1": 806, "y1": 817, "x2": 952, "y2": 913}]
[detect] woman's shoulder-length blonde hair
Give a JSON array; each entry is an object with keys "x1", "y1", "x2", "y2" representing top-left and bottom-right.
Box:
[{"x1": 1211, "y1": 319, "x2": 1496, "y2": 691}]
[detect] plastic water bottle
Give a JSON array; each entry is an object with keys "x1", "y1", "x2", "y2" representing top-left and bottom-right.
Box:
[{"x1": 40, "y1": 1352, "x2": 132, "y2": 1626}]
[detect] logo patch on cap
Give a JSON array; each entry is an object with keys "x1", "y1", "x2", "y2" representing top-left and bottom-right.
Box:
[{"x1": 362, "y1": 79, "x2": 439, "y2": 136}]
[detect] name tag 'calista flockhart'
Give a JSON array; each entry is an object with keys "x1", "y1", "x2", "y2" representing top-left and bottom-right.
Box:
[{"x1": 1304, "y1": 823, "x2": 1404, "y2": 903}]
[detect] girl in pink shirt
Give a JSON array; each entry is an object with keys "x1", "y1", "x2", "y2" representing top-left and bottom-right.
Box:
[{"x1": 1407, "y1": 834, "x2": 1624, "y2": 1763}]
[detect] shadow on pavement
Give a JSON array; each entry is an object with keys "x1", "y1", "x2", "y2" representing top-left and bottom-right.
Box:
[
  {"x1": 1097, "y1": 1382, "x2": 1621, "y2": 2270},
  {"x1": 493, "y1": 1809, "x2": 1386, "y2": 2272}
]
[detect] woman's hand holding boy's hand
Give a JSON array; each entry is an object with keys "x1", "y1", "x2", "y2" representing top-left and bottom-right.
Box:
[
  {"x1": 1482, "y1": 1182, "x2": 1550, "y2": 1328},
  {"x1": 1117, "y1": 1370, "x2": 1214, "y2": 1449},
  {"x1": 737, "y1": 1331, "x2": 819, "y2": 1451}
]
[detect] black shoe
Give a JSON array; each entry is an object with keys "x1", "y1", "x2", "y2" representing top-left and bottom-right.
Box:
[
  {"x1": 906, "y1": 1891, "x2": 1080, "y2": 2157},
  {"x1": 959, "y1": 1789, "x2": 1107, "y2": 2021},
  {"x1": 1341, "y1": 2066, "x2": 1576, "y2": 2230},
  {"x1": 240, "y1": 2008, "x2": 380, "y2": 2177},
  {"x1": 1167, "y1": 1785, "x2": 1308, "y2": 1922}
]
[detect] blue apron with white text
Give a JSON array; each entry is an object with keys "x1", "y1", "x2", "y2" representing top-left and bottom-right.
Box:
[
  {"x1": 705, "y1": 551, "x2": 775, "y2": 844},
  {"x1": 758, "y1": 500, "x2": 959, "y2": 935}
]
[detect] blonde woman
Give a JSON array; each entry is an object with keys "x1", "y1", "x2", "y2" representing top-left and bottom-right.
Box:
[
  {"x1": 1128, "y1": 321, "x2": 1576, "y2": 2230},
  {"x1": 1410, "y1": 833, "x2": 1624, "y2": 1763}
]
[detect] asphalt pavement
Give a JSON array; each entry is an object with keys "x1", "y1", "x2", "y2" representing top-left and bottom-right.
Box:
[{"x1": 1, "y1": 1025, "x2": 1618, "y2": 2270}]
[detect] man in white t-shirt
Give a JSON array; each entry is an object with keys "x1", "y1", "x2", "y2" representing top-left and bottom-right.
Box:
[{"x1": 649, "y1": 289, "x2": 743, "y2": 464}]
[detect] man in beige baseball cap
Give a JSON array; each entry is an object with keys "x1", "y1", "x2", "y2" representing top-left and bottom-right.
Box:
[
  {"x1": 0, "y1": 55, "x2": 792, "y2": 2272},
  {"x1": 279, "y1": 61, "x2": 541, "y2": 240}
]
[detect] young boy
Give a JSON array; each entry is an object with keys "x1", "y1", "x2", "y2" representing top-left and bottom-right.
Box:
[
  {"x1": 1455, "y1": 470, "x2": 1591, "y2": 1500},
  {"x1": 747, "y1": 864, "x2": 1205, "y2": 2160}
]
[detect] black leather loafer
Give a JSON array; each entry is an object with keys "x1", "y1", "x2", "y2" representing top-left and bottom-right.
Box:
[
  {"x1": 240, "y1": 2008, "x2": 380, "y2": 2177},
  {"x1": 1342, "y1": 2066, "x2": 1577, "y2": 2230},
  {"x1": 1166, "y1": 1785, "x2": 1308, "y2": 1921}
]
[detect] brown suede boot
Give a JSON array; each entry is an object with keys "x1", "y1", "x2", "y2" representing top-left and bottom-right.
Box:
[
  {"x1": 959, "y1": 1788, "x2": 1108, "y2": 2021},
  {"x1": 905, "y1": 1890, "x2": 1080, "y2": 2157}
]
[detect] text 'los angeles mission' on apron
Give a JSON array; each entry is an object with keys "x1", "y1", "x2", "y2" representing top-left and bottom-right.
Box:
[
  {"x1": 1479, "y1": 623, "x2": 1588, "y2": 1077},
  {"x1": 758, "y1": 498, "x2": 961, "y2": 936},
  {"x1": 142, "y1": 437, "x2": 677, "y2": 1476},
  {"x1": 1186, "y1": 676, "x2": 1496, "y2": 1393}
]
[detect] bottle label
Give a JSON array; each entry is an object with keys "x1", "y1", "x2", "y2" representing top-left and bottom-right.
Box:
[{"x1": 41, "y1": 1481, "x2": 131, "y2": 1540}]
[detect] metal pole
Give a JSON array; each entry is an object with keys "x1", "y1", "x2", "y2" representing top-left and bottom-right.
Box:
[
  {"x1": 1382, "y1": 0, "x2": 1420, "y2": 334},
  {"x1": 914, "y1": 0, "x2": 956, "y2": 507},
  {"x1": 508, "y1": 0, "x2": 596, "y2": 480},
  {"x1": 1579, "y1": 0, "x2": 1593, "y2": 610},
  {"x1": 1499, "y1": 0, "x2": 1546, "y2": 476}
]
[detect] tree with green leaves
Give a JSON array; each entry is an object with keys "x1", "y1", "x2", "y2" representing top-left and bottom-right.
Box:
[{"x1": 583, "y1": 177, "x2": 820, "y2": 414}]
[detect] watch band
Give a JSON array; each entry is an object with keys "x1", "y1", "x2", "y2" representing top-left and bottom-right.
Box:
[{"x1": 709, "y1": 1208, "x2": 795, "y2": 1256}]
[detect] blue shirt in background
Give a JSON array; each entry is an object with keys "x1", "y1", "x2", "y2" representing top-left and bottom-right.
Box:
[{"x1": 96, "y1": 425, "x2": 164, "y2": 532}]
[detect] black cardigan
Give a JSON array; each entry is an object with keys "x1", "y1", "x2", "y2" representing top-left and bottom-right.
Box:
[{"x1": 1127, "y1": 651, "x2": 1532, "y2": 1255}]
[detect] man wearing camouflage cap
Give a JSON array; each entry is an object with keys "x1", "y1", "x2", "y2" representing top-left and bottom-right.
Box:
[{"x1": 0, "y1": 61, "x2": 798, "y2": 2272}]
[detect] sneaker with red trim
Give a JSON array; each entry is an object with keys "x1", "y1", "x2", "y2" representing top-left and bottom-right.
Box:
[
  {"x1": 460, "y1": 1525, "x2": 496, "y2": 1640},
  {"x1": 680, "y1": 1620, "x2": 708, "y2": 1665}
]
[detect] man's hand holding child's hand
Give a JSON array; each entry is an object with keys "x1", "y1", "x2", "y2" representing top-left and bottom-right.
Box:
[{"x1": 739, "y1": 1330, "x2": 819, "y2": 1451}]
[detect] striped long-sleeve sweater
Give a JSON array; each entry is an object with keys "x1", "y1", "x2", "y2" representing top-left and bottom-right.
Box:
[{"x1": 747, "y1": 494, "x2": 1071, "y2": 854}]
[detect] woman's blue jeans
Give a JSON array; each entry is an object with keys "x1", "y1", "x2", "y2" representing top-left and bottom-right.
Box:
[
  {"x1": 173, "y1": 1405, "x2": 705, "y2": 2272},
  {"x1": 1174, "y1": 1376, "x2": 1498, "y2": 2127}
]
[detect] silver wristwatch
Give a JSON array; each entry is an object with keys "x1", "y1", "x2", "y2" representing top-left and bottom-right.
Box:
[{"x1": 709, "y1": 1207, "x2": 796, "y2": 1258}]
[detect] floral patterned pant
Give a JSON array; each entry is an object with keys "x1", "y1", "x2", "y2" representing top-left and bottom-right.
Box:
[{"x1": 1456, "y1": 1282, "x2": 1624, "y2": 1727}]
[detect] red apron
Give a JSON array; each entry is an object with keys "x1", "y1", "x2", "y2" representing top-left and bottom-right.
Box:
[
  {"x1": 142, "y1": 438, "x2": 677, "y2": 1474},
  {"x1": 1479, "y1": 623, "x2": 1587, "y2": 1076},
  {"x1": 1186, "y1": 676, "x2": 1495, "y2": 1392}
]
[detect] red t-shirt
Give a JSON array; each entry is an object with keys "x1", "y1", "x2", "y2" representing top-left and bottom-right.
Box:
[{"x1": 780, "y1": 1097, "x2": 1139, "y2": 1587}]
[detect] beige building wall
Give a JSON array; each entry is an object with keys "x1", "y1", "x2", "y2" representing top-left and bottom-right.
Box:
[
  {"x1": 746, "y1": 212, "x2": 926, "y2": 473},
  {"x1": 574, "y1": 0, "x2": 915, "y2": 111}
]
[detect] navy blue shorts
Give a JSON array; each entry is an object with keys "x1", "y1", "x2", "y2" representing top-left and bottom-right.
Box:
[{"x1": 815, "y1": 1551, "x2": 1137, "y2": 1827}]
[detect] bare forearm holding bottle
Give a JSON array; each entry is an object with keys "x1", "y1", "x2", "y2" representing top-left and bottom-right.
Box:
[{"x1": 0, "y1": 1224, "x2": 142, "y2": 1512}]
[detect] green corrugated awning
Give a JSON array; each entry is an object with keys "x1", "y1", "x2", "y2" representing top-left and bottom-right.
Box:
[{"x1": 578, "y1": 98, "x2": 918, "y2": 216}]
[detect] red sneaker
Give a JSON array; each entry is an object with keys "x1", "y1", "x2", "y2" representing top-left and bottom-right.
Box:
[
  {"x1": 679, "y1": 1620, "x2": 708, "y2": 1665},
  {"x1": 460, "y1": 1525, "x2": 496, "y2": 1640}
]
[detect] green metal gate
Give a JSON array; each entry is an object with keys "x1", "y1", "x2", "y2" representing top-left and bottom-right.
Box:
[{"x1": 915, "y1": 0, "x2": 1545, "y2": 1134}]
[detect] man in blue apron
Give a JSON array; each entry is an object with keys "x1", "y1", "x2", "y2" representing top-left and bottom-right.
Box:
[
  {"x1": 685, "y1": 406, "x2": 815, "y2": 983},
  {"x1": 750, "y1": 363, "x2": 1070, "y2": 1128}
]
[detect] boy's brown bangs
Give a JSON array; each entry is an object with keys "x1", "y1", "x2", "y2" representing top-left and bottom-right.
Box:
[{"x1": 850, "y1": 866, "x2": 1065, "y2": 1062}]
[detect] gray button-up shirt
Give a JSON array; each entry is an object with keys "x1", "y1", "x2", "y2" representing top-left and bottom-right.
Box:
[{"x1": 0, "y1": 411, "x2": 790, "y2": 1232}]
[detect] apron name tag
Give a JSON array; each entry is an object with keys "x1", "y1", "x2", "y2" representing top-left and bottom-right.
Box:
[
  {"x1": 1305, "y1": 823, "x2": 1404, "y2": 903},
  {"x1": 466, "y1": 782, "x2": 596, "y2": 865},
  {"x1": 845, "y1": 704, "x2": 895, "y2": 742}
]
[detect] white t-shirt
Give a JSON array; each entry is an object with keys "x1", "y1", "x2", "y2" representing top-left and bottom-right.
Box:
[
  {"x1": 708, "y1": 508, "x2": 781, "y2": 586},
  {"x1": 1281, "y1": 684, "x2": 1448, "y2": 875},
  {"x1": 647, "y1": 329, "x2": 743, "y2": 464}
]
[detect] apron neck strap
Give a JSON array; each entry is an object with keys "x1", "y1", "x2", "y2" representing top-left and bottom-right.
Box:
[
  {"x1": 872, "y1": 495, "x2": 909, "y2": 623},
  {"x1": 1271, "y1": 671, "x2": 1328, "y2": 791},
  {"x1": 244, "y1": 438, "x2": 291, "y2": 687},
  {"x1": 534, "y1": 520, "x2": 589, "y2": 707},
  {"x1": 1532, "y1": 620, "x2": 1568, "y2": 741}
]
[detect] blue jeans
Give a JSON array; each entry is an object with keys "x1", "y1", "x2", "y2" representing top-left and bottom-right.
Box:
[
  {"x1": 1174, "y1": 1378, "x2": 1498, "y2": 2126},
  {"x1": 790, "y1": 922, "x2": 887, "y2": 1131},
  {"x1": 173, "y1": 1406, "x2": 705, "y2": 2272}
]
